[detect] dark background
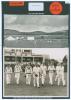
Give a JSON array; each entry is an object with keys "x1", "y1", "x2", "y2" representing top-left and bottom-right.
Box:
[{"x1": 2, "y1": 1, "x2": 70, "y2": 15}]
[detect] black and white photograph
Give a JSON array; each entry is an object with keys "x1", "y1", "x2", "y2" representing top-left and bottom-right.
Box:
[
  {"x1": 3, "y1": 14, "x2": 69, "y2": 98},
  {"x1": 4, "y1": 15, "x2": 69, "y2": 48},
  {"x1": 3, "y1": 48, "x2": 69, "y2": 97}
]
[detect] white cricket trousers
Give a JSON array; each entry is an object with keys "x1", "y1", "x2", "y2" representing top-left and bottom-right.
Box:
[
  {"x1": 15, "y1": 73, "x2": 20, "y2": 84},
  {"x1": 26, "y1": 74, "x2": 31, "y2": 85},
  {"x1": 49, "y1": 72, "x2": 54, "y2": 85},
  {"x1": 6, "y1": 74, "x2": 11, "y2": 84},
  {"x1": 33, "y1": 75, "x2": 39, "y2": 87},
  {"x1": 41, "y1": 74, "x2": 46, "y2": 85},
  {"x1": 58, "y1": 73, "x2": 65, "y2": 86},
  {"x1": 55, "y1": 72, "x2": 59, "y2": 82}
]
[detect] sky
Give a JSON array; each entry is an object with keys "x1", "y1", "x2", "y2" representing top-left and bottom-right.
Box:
[
  {"x1": 32, "y1": 48, "x2": 68, "y2": 61},
  {"x1": 4, "y1": 15, "x2": 68, "y2": 33}
]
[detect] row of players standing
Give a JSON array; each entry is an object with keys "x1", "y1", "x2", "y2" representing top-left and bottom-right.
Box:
[{"x1": 5, "y1": 62, "x2": 66, "y2": 87}]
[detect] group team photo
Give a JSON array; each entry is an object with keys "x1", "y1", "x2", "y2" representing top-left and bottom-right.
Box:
[{"x1": 3, "y1": 48, "x2": 68, "y2": 97}]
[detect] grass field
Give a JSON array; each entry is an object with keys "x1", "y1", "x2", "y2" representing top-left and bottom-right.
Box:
[{"x1": 4, "y1": 72, "x2": 68, "y2": 97}]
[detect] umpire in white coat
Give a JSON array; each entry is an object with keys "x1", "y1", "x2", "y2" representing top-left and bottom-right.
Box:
[
  {"x1": 14, "y1": 62, "x2": 22, "y2": 84},
  {"x1": 5, "y1": 64, "x2": 12, "y2": 84}
]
